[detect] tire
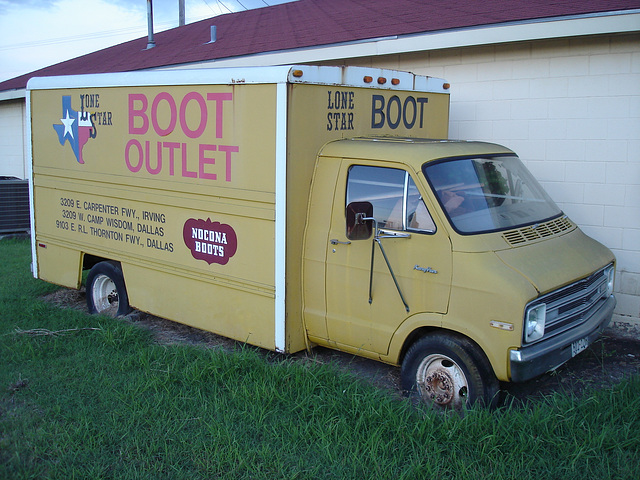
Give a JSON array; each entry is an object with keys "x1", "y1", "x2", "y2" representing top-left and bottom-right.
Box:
[
  {"x1": 401, "y1": 333, "x2": 499, "y2": 410},
  {"x1": 86, "y1": 261, "x2": 131, "y2": 317}
]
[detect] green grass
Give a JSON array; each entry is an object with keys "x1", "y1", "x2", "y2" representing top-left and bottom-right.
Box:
[{"x1": 1, "y1": 237, "x2": 639, "y2": 479}]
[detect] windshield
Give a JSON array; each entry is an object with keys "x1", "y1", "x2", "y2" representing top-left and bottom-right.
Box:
[{"x1": 424, "y1": 155, "x2": 562, "y2": 234}]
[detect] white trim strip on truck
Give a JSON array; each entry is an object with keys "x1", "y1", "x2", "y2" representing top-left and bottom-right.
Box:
[
  {"x1": 26, "y1": 65, "x2": 448, "y2": 94},
  {"x1": 26, "y1": 90, "x2": 37, "y2": 278},
  {"x1": 26, "y1": 66, "x2": 298, "y2": 90},
  {"x1": 274, "y1": 81, "x2": 287, "y2": 353}
]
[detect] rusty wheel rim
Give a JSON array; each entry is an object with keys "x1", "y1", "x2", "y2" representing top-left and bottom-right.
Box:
[{"x1": 415, "y1": 354, "x2": 469, "y2": 409}]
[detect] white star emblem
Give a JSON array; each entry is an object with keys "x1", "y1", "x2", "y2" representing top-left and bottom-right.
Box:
[{"x1": 61, "y1": 110, "x2": 75, "y2": 139}]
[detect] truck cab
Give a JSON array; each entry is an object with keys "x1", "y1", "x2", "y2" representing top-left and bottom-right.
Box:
[{"x1": 303, "y1": 137, "x2": 616, "y2": 409}]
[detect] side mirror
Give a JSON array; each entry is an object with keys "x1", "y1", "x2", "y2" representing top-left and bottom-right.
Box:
[{"x1": 346, "y1": 201, "x2": 374, "y2": 240}]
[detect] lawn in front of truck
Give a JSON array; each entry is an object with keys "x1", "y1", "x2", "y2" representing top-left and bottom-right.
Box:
[{"x1": 1, "y1": 238, "x2": 638, "y2": 480}]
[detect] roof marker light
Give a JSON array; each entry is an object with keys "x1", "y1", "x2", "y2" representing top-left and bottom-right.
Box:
[
  {"x1": 292, "y1": 70, "x2": 304, "y2": 78},
  {"x1": 443, "y1": 83, "x2": 451, "y2": 90},
  {"x1": 377, "y1": 77, "x2": 387, "y2": 85},
  {"x1": 363, "y1": 76, "x2": 373, "y2": 83},
  {"x1": 391, "y1": 78, "x2": 400, "y2": 85}
]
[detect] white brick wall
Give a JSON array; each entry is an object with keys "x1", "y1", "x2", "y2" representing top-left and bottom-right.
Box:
[
  {"x1": 0, "y1": 99, "x2": 26, "y2": 179},
  {"x1": 2, "y1": 32, "x2": 638, "y2": 324},
  {"x1": 344, "y1": 33, "x2": 640, "y2": 324}
]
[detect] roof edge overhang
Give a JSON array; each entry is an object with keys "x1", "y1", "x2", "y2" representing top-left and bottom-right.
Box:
[
  {"x1": 158, "y1": 10, "x2": 640, "y2": 71},
  {"x1": 0, "y1": 89, "x2": 26, "y2": 101},
  {"x1": 2, "y1": 9, "x2": 639, "y2": 100}
]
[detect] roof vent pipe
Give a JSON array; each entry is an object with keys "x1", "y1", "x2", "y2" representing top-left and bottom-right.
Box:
[
  {"x1": 209, "y1": 25, "x2": 217, "y2": 43},
  {"x1": 146, "y1": 0, "x2": 156, "y2": 49},
  {"x1": 179, "y1": 0, "x2": 185, "y2": 27}
]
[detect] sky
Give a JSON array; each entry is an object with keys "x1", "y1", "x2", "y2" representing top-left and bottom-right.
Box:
[{"x1": 0, "y1": 0, "x2": 298, "y2": 83}]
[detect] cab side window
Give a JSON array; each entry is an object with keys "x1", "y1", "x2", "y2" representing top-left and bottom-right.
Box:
[
  {"x1": 346, "y1": 165, "x2": 435, "y2": 233},
  {"x1": 406, "y1": 175, "x2": 436, "y2": 232}
]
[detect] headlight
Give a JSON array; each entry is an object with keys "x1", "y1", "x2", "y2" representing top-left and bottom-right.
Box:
[
  {"x1": 524, "y1": 303, "x2": 546, "y2": 343},
  {"x1": 604, "y1": 265, "x2": 615, "y2": 297}
]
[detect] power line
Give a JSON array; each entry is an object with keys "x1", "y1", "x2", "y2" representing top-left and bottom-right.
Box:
[
  {"x1": 0, "y1": 27, "x2": 142, "y2": 52},
  {"x1": 214, "y1": 0, "x2": 233, "y2": 14}
]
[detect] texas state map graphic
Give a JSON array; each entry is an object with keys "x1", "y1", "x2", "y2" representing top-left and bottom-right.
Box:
[{"x1": 52, "y1": 96, "x2": 94, "y2": 164}]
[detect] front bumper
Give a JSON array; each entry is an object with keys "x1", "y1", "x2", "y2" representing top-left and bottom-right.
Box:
[{"x1": 509, "y1": 295, "x2": 616, "y2": 383}]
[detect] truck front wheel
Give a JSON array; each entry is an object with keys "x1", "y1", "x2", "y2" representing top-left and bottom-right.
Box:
[
  {"x1": 401, "y1": 333, "x2": 499, "y2": 410},
  {"x1": 86, "y1": 261, "x2": 131, "y2": 317}
]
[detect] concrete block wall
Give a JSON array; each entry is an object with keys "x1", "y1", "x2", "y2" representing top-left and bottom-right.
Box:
[
  {"x1": 0, "y1": 99, "x2": 27, "y2": 179},
  {"x1": 344, "y1": 32, "x2": 640, "y2": 327}
]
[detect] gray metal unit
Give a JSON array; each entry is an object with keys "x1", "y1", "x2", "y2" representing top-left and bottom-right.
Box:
[{"x1": 0, "y1": 177, "x2": 30, "y2": 234}]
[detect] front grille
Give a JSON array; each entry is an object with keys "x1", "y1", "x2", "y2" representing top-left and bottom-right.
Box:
[
  {"x1": 527, "y1": 265, "x2": 612, "y2": 344},
  {"x1": 503, "y1": 216, "x2": 575, "y2": 246}
]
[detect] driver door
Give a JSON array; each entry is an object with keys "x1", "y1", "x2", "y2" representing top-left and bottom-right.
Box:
[{"x1": 324, "y1": 161, "x2": 452, "y2": 356}]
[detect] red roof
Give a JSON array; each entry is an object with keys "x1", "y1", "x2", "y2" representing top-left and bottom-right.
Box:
[{"x1": 1, "y1": 0, "x2": 638, "y2": 92}]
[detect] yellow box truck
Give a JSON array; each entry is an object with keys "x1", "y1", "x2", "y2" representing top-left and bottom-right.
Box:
[{"x1": 27, "y1": 65, "x2": 616, "y2": 409}]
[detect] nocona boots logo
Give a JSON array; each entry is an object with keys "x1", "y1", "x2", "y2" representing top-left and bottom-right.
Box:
[{"x1": 183, "y1": 218, "x2": 237, "y2": 265}]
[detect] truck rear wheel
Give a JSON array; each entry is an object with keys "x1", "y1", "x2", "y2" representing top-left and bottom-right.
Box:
[
  {"x1": 401, "y1": 333, "x2": 499, "y2": 410},
  {"x1": 86, "y1": 261, "x2": 131, "y2": 317}
]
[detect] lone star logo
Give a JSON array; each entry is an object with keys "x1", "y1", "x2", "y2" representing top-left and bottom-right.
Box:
[{"x1": 52, "y1": 96, "x2": 95, "y2": 164}]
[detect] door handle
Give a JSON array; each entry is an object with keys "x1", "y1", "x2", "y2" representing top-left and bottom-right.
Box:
[
  {"x1": 378, "y1": 229, "x2": 411, "y2": 239},
  {"x1": 330, "y1": 239, "x2": 351, "y2": 245}
]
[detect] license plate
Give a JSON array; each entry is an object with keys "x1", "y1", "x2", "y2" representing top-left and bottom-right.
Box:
[{"x1": 571, "y1": 337, "x2": 589, "y2": 357}]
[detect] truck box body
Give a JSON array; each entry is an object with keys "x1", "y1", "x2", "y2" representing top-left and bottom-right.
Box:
[{"x1": 27, "y1": 66, "x2": 450, "y2": 354}]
